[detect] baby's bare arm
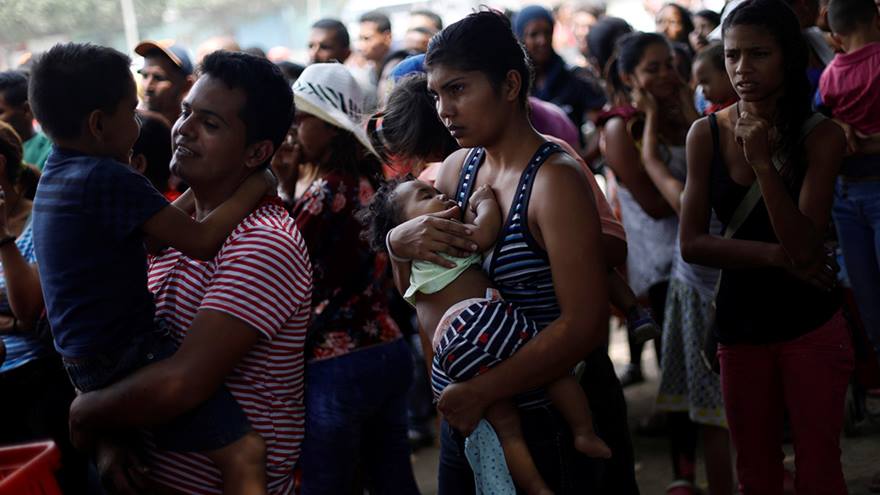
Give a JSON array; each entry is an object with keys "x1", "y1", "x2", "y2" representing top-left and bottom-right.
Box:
[{"x1": 465, "y1": 185, "x2": 502, "y2": 252}]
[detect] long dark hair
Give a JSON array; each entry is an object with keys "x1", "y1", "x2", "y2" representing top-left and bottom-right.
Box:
[
  {"x1": 425, "y1": 9, "x2": 533, "y2": 108},
  {"x1": 658, "y1": 3, "x2": 695, "y2": 43},
  {"x1": 319, "y1": 124, "x2": 383, "y2": 187},
  {"x1": 587, "y1": 17, "x2": 634, "y2": 78},
  {"x1": 723, "y1": 0, "x2": 812, "y2": 186},
  {"x1": 368, "y1": 73, "x2": 460, "y2": 163}
]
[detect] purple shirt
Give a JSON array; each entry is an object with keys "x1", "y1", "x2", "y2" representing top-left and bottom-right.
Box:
[
  {"x1": 528, "y1": 97, "x2": 581, "y2": 151},
  {"x1": 819, "y1": 42, "x2": 880, "y2": 134}
]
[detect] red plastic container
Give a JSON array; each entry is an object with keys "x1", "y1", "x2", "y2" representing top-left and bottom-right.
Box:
[{"x1": 0, "y1": 441, "x2": 62, "y2": 495}]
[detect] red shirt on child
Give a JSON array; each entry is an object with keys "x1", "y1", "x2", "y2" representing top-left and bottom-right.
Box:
[{"x1": 819, "y1": 42, "x2": 880, "y2": 134}]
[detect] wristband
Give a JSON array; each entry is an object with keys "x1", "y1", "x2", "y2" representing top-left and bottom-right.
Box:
[{"x1": 385, "y1": 229, "x2": 411, "y2": 263}]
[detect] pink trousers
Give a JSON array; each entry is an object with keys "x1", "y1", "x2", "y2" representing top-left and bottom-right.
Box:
[{"x1": 719, "y1": 311, "x2": 854, "y2": 495}]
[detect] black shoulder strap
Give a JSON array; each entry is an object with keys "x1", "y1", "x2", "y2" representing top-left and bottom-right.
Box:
[{"x1": 708, "y1": 113, "x2": 721, "y2": 165}]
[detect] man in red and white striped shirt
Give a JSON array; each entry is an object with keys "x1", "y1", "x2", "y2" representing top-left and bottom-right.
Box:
[{"x1": 68, "y1": 52, "x2": 311, "y2": 494}]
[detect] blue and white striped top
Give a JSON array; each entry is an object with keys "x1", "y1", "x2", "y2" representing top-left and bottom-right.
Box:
[
  {"x1": 455, "y1": 142, "x2": 564, "y2": 408},
  {"x1": 0, "y1": 218, "x2": 48, "y2": 374}
]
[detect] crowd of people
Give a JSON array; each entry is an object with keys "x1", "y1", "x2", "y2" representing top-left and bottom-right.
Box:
[{"x1": 0, "y1": 0, "x2": 878, "y2": 493}]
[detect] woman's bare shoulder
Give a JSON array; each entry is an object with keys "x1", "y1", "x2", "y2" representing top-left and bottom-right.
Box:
[{"x1": 435, "y1": 148, "x2": 472, "y2": 194}]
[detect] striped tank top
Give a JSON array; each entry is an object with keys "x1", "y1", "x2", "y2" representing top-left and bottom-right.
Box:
[
  {"x1": 455, "y1": 142, "x2": 563, "y2": 407},
  {"x1": 456, "y1": 142, "x2": 563, "y2": 327}
]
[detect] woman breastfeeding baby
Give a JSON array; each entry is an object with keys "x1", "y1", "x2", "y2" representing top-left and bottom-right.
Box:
[
  {"x1": 361, "y1": 177, "x2": 610, "y2": 495},
  {"x1": 371, "y1": 9, "x2": 639, "y2": 495}
]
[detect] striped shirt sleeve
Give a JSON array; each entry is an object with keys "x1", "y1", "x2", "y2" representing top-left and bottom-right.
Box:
[{"x1": 200, "y1": 225, "x2": 311, "y2": 340}]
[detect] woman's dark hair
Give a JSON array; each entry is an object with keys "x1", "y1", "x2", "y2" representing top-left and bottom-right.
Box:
[
  {"x1": 723, "y1": 0, "x2": 812, "y2": 186},
  {"x1": 0, "y1": 121, "x2": 23, "y2": 185},
  {"x1": 132, "y1": 110, "x2": 172, "y2": 192},
  {"x1": 318, "y1": 123, "x2": 383, "y2": 187},
  {"x1": 587, "y1": 16, "x2": 634, "y2": 76},
  {"x1": 658, "y1": 3, "x2": 695, "y2": 43},
  {"x1": 425, "y1": 9, "x2": 533, "y2": 107},
  {"x1": 356, "y1": 175, "x2": 416, "y2": 253},
  {"x1": 694, "y1": 9, "x2": 722, "y2": 28},
  {"x1": 369, "y1": 74, "x2": 460, "y2": 163},
  {"x1": 606, "y1": 32, "x2": 670, "y2": 98}
]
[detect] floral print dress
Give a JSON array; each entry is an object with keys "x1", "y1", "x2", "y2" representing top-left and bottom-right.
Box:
[{"x1": 291, "y1": 171, "x2": 401, "y2": 361}]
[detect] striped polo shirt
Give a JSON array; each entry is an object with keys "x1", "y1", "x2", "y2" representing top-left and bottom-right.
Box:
[{"x1": 143, "y1": 200, "x2": 312, "y2": 494}]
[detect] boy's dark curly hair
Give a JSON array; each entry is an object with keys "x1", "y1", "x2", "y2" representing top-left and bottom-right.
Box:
[{"x1": 356, "y1": 175, "x2": 417, "y2": 253}]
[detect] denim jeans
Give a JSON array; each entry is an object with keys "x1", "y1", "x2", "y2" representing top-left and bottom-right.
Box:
[
  {"x1": 833, "y1": 177, "x2": 880, "y2": 362},
  {"x1": 437, "y1": 349, "x2": 640, "y2": 494},
  {"x1": 298, "y1": 338, "x2": 420, "y2": 495},
  {"x1": 62, "y1": 327, "x2": 251, "y2": 452}
]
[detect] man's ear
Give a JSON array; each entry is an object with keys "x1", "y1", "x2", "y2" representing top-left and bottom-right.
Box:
[
  {"x1": 130, "y1": 153, "x2": 148, "y2": 174},
  {"x1": 244, "y1": 140, "x2": 276, "y2": 169},
  {"x1": 503, "y1": 69, "x2": 522, "y2": 103}
]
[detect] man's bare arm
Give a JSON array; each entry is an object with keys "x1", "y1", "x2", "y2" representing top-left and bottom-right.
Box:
[{"x1": 69, "y1": 309, "x2": 260, "y2": 430}]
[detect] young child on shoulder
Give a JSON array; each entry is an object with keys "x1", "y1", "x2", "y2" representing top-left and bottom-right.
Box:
[
  {"x1": 693, "y1": 43, "x2": 738, "y2": 115},
  {"x1": 820, "y1": 0, "x2": 880, "y2": 156},
  {"x1": 361, "y1": 176, "x2": 611, "y2": 495},
  {"x1": 30, "y1": 43, "x2": 272, "y2": 493}
]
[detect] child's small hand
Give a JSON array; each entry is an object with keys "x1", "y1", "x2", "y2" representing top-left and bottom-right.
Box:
[
  {"x1": 469, "y1": 184, "x2": 496, "y2": 209},
  {"x1": 631, "y1": 87, "x2": 658, "y2": 115},
  {"x1": 833, "y1": 120, "x2": 858, "y2": 156},
  {"x1": 270, "y1": 135, "x2": 302, "y2": 196}
]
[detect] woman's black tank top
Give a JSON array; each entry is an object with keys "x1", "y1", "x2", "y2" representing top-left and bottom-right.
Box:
[{"x1": 707, "y1": 113, "x2": 841, "y2": 345}]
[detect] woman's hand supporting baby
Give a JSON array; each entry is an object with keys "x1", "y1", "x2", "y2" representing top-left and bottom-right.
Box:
[{"x1": 389, "y1": 206, "x2": 478, "y2": 268}]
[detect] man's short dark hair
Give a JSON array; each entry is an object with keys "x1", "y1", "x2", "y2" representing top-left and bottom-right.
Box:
[
  {"x1": 360, "y1": 10, "x2": 392, "y2": 32},
  {"x1": 695, "y1": 42, "x2": 725, "y2": 72},
  {"x1": 0, "y1": 71, "x2": 29, "y2": 107},
  {"x1": 827, "y1": 0, "x2": 877, "y2": 34},
  {"x1": 411, "y1": 9, "x2": 444, "y2": 30},
  {"x1": 199, "y1": 51, "x2": 294, "y2": 158},
  {"x1": 28, "y1": 43, "x2": 132, "y2": 140},
  {"x1": 311, "y1": 18, "x2": 351, "y2": 48}
]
